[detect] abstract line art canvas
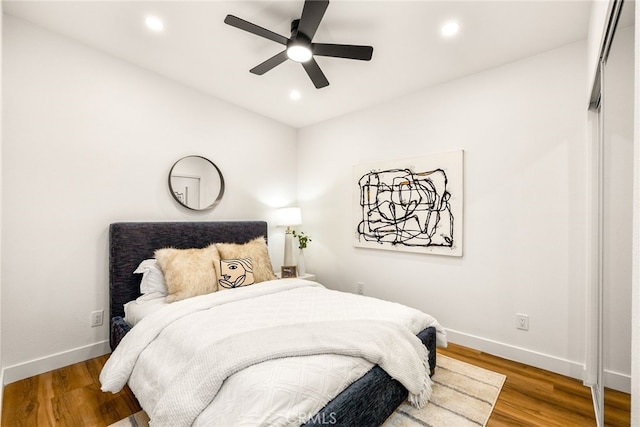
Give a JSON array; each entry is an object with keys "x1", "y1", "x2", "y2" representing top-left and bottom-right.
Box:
[{"x1": 353, "y1": 150, "x2": 463, "y2": 256}]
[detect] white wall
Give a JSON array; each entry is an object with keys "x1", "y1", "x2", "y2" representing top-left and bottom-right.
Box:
[
  {"x1": 1, "y1": 16, "x2": 297, "y2": 382},
  {"x1": 297, "y1": 41, "x2": 590, "y2": 380}
]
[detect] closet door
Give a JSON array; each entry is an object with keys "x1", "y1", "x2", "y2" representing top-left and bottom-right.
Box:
[
  {"x1": 588, "y1": 1, "x2": 635, "y2": 425},
  {"x1": 601, "y1": 0, "x2": 634, "y2": 424}
]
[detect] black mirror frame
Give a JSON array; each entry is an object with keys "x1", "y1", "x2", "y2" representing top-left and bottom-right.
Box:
[{"x1": 168, "y1": 155, "x2": 225, "y2": 211}]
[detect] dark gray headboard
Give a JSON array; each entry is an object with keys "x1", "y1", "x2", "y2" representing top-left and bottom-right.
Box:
[{"x1": 109, "y1": 221, "x2": 269, "y2": 322}]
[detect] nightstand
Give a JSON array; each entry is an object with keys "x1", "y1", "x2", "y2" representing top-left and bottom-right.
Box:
[{"x1": 276, "y1": 272, "x2": 316, "y2": 281}]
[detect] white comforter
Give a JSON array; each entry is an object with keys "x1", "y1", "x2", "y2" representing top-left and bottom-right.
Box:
[{"x1": 100, "y1": 279, "x2": 447, "y2": 427}]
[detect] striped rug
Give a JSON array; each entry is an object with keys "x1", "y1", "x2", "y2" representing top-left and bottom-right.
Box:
[
  {"x1": 110, "y1": 355, "x2": 505, "y2": 427},
  {"x1": 383, "y1": 355, "x2": 506, "y2": 427}
]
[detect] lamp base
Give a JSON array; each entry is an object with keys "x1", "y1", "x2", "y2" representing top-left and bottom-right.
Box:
[{"x1": 283, "y1": 229, "x2": 294, "y2": 266}]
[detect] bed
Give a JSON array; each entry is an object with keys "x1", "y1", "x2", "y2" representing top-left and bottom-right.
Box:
[{"x1": 102, "y1": 221, "x2": 446, "y2": 426}]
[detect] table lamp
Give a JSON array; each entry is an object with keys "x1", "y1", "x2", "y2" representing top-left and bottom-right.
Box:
[{"x1": 276, "y1": 207, "x2": 302, "y2": 266}]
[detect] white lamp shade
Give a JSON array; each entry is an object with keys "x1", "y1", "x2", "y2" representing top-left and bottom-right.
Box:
[{"x1": 276, "y1": 207, "x2": 302, "y2": 227}]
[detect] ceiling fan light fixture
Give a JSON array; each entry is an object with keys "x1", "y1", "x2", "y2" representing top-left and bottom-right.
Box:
[
  {"x1": 224, "y1": 0, "x2": 372, "y2": 89},
  {"x1": 287, "y1": 44, "x2": 313, "y2": 63}
]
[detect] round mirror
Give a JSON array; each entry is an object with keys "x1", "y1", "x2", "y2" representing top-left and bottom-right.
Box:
[{"x1": 168, "y1": 155, "x2": 225, "y2": 211}]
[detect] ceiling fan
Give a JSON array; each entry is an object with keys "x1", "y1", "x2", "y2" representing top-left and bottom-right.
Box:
[{"x1": 224, "y1": 0, "x2": 373, "y2": 89}]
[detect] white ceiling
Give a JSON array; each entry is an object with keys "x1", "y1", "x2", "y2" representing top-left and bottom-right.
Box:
[{"x1": 4, "y1": 1, "x2": 592, "y2": 128}]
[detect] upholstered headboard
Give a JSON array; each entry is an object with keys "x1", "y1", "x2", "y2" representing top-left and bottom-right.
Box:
[{"x1": 108, "y1": 221, "x2": 269, "y2": 345}]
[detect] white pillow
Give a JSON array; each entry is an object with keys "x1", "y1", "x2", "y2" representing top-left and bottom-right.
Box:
[
  {"x1": 124, "y1": 296, "x2": 167, "y2": 326},
  {"x1": 133, "y1": 259, "x2": 168, "y2": 300}
]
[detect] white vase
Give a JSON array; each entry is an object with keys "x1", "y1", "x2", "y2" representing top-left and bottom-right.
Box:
[{"x1": 298, "y1": 249, "x2": 306, "y2": 275}]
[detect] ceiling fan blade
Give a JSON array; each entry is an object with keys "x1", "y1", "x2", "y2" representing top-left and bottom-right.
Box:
[
  {"x1": 313, "y1": 43, "x2": 373, "y2": 61},
  {"x1": 224, "y1": 15, "x2": 289, "y2": 46},
  {"x1": 297, "y1": 0, "x2": 329, "y2": 40},
  {"x1": 302, "y1": 58, "x2": 329, "y2": 89},
  {"x1": 250, "y1": 50, "x2": 289, "y2": 75}
]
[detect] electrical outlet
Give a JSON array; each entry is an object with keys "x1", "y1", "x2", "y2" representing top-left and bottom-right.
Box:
[
  {"x1": 516, "y1": 313, "x2": 529, "y2": 331},
  {"x1": 91, "y1": 310, "x2": 104, "y2": 327},
  {"x1": 356, "y1": 282, "x2": 365, "y2": 295}
]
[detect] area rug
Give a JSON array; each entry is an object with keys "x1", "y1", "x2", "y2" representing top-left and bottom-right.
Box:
[
  {"x1": 382, "y1": 355, "x2": 506, "y2": 427},
  {"x1": 109, "y1": 355, "x2": 505, "y2": 427}
]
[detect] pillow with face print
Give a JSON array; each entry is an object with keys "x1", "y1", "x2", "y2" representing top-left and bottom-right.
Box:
[
  {"x1": 216, "y1": 258, "x2": 255, "y2": 290},
  {"x1": 215, "y1": 237, "x2": 276, "y2": 283}
]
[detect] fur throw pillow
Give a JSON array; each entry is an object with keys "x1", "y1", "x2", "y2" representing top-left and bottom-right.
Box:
[
  {"x1": 216, "y1": 237, "x2": 276, "y2": 284},
  {"x1": 154, "y1": 243, "x2": 220, "y2": 303}
]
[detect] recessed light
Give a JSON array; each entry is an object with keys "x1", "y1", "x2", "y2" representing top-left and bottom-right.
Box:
[
  {"x1": 289, "y1": 90, "x2": 302, "y2": 101},
  {"x1": 145, "y1": 15, "x2": 164, "y2": 32},
  {"x1": 440, "y1": 20, "x2": 460, "y2": 38}
]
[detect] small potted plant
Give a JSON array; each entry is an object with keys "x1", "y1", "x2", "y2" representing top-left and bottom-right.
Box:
[
  {"x1": 292, "y1": 231, "x2": 311, "y2": 274},
  {"x1": 292, "y1": 230, "x2": 311, "y2": 249}
]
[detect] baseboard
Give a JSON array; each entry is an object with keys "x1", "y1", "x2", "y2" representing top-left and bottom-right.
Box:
[
  {"x1": 445, "y1": 328, "x2": 630, "y2": 393},
  {"x1": 2, "y1": 340, "x2": 110, "y2": 385},
  {"x1": 603, "y1": 367, "x2": 632, "y2": 393}
]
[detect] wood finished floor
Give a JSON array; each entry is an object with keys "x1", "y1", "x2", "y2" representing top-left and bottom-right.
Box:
[
  {"x1": 2, "y1": 343, "x2": 631, "y2": 427},
  {"x1": 2, "y1": 354, "x2": 141, "y2": 427},
  {"x1": 439, "y1": 344, "x2": 630, "y2": 427}
]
